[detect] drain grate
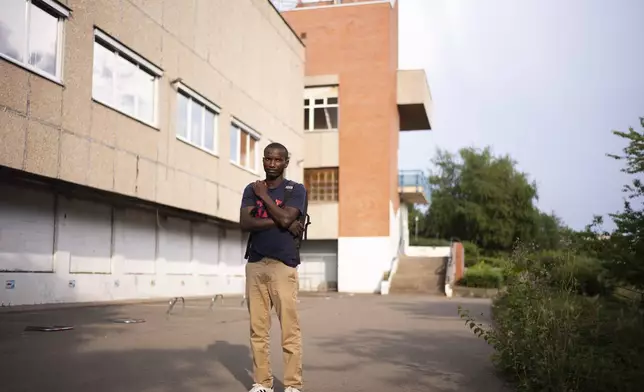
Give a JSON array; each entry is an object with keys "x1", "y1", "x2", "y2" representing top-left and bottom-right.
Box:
[
  {"x1": 24, "y1": 325, "x2": 74, "y2": 332},
  {"x1": 112, "y1": 318, "x2": 146, "y2": 324}
]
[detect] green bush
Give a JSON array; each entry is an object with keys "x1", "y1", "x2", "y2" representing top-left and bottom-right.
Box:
[
  {"x1": 478, "y1": 256, "x2": 508, "y2": 269},
  {"x1": 457, "y1": 262, "x2": 503, "y2": 288},
  {"x1": 459, "y1": 245, "x2": 644, "y2": 392},
  {"x1": 410, "y1": 237, "x2": 451, "y2": 247},
  {"x1": 462, "y1": 241, "x2": 480, "y2": 267}
]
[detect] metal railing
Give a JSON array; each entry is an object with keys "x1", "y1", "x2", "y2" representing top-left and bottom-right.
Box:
[
  {"x1": 398, "y1": 170, "x2": 431, "y2": 202},
  {"x1": 271, "y1": 0, "x2": 343, "y2": 11},
  {"x1": 270, "y1": 0, "x2": 299, "y2": 11}
]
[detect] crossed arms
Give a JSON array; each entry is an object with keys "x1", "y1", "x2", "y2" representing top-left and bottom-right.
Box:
[{"x1": 239, "y1": 183, "x2": 304, "y2": 236}]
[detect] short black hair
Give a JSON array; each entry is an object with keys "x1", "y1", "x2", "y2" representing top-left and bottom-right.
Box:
[{"x1": 264, "y1": 142, "x2": 289, "y2": 160}]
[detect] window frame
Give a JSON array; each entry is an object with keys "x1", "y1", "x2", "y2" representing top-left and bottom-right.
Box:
[
  {"x1": 0, "y1": 0, "x2": 69, "y2": 84},
  {"x1": 91, "y1": 28, "x2": 163, "y2": 128},
  {"x1": 230, "y1": 118, "x2": 261, "y2": 175},
  {"x1": 174, "y1": 81, "x2": 220, "y2": 156},
  {"x1": 304, "y1": 167, "x2": 339, "y2": 202},
  {"x1": 304, "y1": 85, "x2": 339, "y2": 132}
]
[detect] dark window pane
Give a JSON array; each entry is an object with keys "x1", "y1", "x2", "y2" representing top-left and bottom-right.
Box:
[
  {"x1": 326, "y1": 107, "x2": 338, "y2": 129},
  {"x1": 304, "y1": 108, "x2": 310, "y2": 130},
  {"x1": 327, "y1": 97, "x2": 338, "y2": 105},
  {"x1": 313, "y1": 108, "x2": 326, "y2": 130}
]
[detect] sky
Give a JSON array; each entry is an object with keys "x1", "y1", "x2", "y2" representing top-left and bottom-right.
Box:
[{"x1": 397, "y1": 0, "x2": 644, "y2": 230}]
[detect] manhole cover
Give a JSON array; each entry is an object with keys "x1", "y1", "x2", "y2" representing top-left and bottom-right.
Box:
[
  {"x1": 112, "y1": 318, "x2": 146, "y2": 324},
  {"x1": 24, "y1": 325, "x2": 74, "y2": 332}
]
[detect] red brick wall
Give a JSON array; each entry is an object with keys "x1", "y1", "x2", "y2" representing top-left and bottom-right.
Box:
[
  {"x1": 454, "y1": 242, "x2": 465, "y2": 282},
  {"x1": 389, "y1": 0, "x2": 400, "y2": 214},
  {"x1": 284, "y1": 2, "x2": 399, "y2": 238}
]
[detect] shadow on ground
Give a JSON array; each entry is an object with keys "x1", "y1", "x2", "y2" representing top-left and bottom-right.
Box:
[{"x1": 0, "y1": 302, "x2": 284, "y2": 392}]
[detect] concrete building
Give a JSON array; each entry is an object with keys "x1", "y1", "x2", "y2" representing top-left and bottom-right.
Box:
[
  {"x1": 0, "y1": 0, "x2": 305, "y2": 306},
  {"x1": 278, "y1": 0, "x2": 433, "y2": 293}
]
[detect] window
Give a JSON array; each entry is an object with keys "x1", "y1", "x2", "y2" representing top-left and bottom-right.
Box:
[
  {"x1": 91, "y1": 29, "x2": 162, "y2": 127},
  {"x1": 304, "y1": 168, "x2": 339, "y2": 202},
  {"x1": 175, "y1": 82, "x2": 219, "y2": 154},
  {"x1": 304, "y1": 86, "x2": 339, "y2": 131},
  {"x1": 0, "y1": 0, "x2": 69, "y2": 82},
  {"x1": 230, "y1": 120, "x2": 260, "y2": 172}
]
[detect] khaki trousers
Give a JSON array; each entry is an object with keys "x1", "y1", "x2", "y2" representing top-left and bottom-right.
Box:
[{"x1": 245, "y1": 258, "x2": 302, "y2": 389}]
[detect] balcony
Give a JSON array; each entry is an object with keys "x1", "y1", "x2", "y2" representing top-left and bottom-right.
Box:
[
  {"x1": 399, "y1": 170, "x2": 430, "y2": 205},
  {"x1": 397, "y1": 69, "x2": 433, "y2": 131}
]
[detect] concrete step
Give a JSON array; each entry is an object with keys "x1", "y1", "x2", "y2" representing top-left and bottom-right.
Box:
[{"x1": 390, "y1": 256, "x2": 447, "y2": 295}]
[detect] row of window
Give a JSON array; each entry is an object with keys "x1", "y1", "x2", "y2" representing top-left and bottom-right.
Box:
[
  {"x1": 2, "y1": 0, "x2": 342, "y2": 196},
  {"x1": 1, "y1": 0, "x2": 261, "y2": 172}
]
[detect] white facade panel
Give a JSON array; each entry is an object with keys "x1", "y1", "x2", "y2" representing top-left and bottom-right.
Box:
[
  {"x1": 192, "y1": 223, "x2": 220, "y2": 275},
  {"x1": 221, "y1": 229, "x2": 243, "y2": 267},
  {"x1": 114, "y1": 209, "x2": 156, "y2": 275},
  {"x1": 158, "y1": 217, "x2": 192, "y2": 275},
  {"x1": 338, "y1": 236, "x2": 391, "y2": 293},
  {"x1": 58, "y1": 198, "x2": 113, "y2": 274},
  {"x1": 0, "y1": 186, "x2": 249, "y2": 306},
  {"x1": 0, "y1": 185, "x2": 55, "y2": 272},
  {"x1": 298, "y1": 240, "x2": 338, "y2": 292}
]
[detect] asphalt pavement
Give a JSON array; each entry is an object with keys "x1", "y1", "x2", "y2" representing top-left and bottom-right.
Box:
[{"x1": 0, "y1": 294, "x2": 510, "y2": 392}]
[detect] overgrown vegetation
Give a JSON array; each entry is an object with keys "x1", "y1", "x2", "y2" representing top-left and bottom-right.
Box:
[
  {"x1": 459, "y1": 245, "x2": 644, "y2": 392},
  {"x1": 416, "y1": 118, "x2": 644, "y2": 391}
]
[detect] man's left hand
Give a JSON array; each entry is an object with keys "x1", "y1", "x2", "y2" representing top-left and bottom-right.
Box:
[{"x1": 252, "y1": 180, "x2": 269, "y2": 199}]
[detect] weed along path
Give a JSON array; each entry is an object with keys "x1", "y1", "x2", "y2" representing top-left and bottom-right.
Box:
[{"x1": 0, "y1": 295, "x2": 508, "y2": 391}]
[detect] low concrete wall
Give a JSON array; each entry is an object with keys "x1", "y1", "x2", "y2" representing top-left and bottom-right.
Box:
[
  {"x1": 405, "y1": 246, "x2": 451, "y2": 258},
  {"x1": 453, "y1": 286, "x2": 500, "y2": 299}
]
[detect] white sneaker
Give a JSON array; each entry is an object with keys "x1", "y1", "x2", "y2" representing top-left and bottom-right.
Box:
[
  {"x1": 249, "y1": 384, "x2": 273, "y2": 392},
  {"x1": 285, "y1": 388, "x2": 301, "y2": 392}
]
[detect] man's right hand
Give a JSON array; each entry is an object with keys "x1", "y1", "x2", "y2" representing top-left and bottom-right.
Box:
[{"x1": 288, "y1": 220, "x2": 304, "y2": 237}]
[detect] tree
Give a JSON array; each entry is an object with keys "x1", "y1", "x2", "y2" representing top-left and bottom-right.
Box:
[
  {"x1": 422, "y1": 146, "x2": 543, "y2": 251},
  {"x1": 532, "y1": 211, "x2": 566, "y2": 250},
  {"x1": 601, "y1": 117, "x2": 644, "y2": 289}
]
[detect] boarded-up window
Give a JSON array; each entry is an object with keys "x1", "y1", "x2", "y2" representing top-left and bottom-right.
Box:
[{"x1": 304, "y1": 167, "x2": 339, "y2": 202}]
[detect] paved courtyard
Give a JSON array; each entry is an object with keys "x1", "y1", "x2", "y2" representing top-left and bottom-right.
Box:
[{"x1": 0, "y1": 294, "x2": 508, "y2": 392}]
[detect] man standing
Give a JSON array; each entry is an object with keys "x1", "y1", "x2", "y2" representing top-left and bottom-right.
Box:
[{"x1": 240, "y1": 142, "x2": 306, "y2": 392}]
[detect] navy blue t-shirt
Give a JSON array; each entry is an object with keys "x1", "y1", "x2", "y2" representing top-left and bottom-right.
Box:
[{"x1": 241, "y1": 180, "x2": 307, "y2": 268}]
